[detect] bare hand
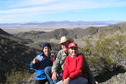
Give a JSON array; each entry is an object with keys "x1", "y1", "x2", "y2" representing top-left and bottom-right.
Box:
[
  {"x1": 63, "y1": 78, "x2": 70, "y2": 84},
  {"x1": 52, "y1": 72, "x2": 59, "y2": 80},
  {"x1": 32, "y1": 58, "x2": 39, "y2": 64},
  {"x1": 91, "y1": 81, "x2": 98, "y2": 84},
  {"x1": 94, "y1": 81, "x2": 98, "y2": 84}
]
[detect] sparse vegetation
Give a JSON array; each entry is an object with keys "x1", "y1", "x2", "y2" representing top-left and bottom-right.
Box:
[
  {"x1": 81, "y1": 31, "x2": 126, "y2": 75},
  {"x1": 0, "y1": 34, "x2": 38, "y2": 83},
  {"x1": 6, "y1": 69, "x2": 32, "y2": 84}
]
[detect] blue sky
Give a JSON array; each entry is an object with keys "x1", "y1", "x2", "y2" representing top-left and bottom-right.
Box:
[{"x1": 0, "y1": 0, "x2": 126, "y2": 23}]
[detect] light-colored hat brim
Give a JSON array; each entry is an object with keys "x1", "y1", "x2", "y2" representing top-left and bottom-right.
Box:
[
  {"x1": 59, "y1": 36, "x2": 74, "y2": 44},
  {"x1": 59, "y1": 39, "x2": 68, "y2": 44},
  {"x1": 59, "y1": 36, "x2": 68, "y2": 44}
]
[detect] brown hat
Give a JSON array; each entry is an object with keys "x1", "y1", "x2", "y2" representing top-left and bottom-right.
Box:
[{"x1": 59, "y1": 36, "x2": 74, "y2": 44}]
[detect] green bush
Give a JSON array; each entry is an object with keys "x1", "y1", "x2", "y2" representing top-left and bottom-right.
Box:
[
  {"x1": 81, "y1": 33, "x2": 126, "y2": 74},
  {"x1": 6, "y1": 69, "x2": 32, "y2": 84}
]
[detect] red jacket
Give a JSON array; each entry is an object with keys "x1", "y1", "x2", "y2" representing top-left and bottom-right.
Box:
[{"x1": 63, "y1": 54, "x2": 88, "y2": 80}]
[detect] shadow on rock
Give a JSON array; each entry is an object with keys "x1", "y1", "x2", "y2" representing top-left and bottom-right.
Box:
[{"x1": 95, "y1": 68, "x2": 126, "y2": 83}]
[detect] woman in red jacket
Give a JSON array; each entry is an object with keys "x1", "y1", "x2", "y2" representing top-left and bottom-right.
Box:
[{"x1": 57, "y1": 42, "x2": 88, "y2": 84}]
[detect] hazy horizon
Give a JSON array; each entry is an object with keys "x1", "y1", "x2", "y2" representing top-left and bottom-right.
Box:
[{"x1": 1, "y1": 23, "x2": 107, "y2": 34}]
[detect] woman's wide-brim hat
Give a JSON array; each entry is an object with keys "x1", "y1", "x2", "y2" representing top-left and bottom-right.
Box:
[{"x1": 59, "y1": 36, "x2": 74, "y2": 44}]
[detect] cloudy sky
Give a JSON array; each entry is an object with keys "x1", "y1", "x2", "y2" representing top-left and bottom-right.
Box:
[{"x1": 0, "y1": 0, "x2": 126, "y2": 23}]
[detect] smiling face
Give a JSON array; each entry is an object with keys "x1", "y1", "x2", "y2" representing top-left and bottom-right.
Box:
[
  {"x1": 61, "y1": 41, "x2": 69, "y2": 52},
  {"x1": 43, "y1": 46, "x2": 51, "y2": 56},
  {"x1": 68, "y1": 47, "x2": 78, "y2": 57}
]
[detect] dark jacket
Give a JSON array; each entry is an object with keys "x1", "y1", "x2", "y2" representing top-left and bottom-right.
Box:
[{"x1": 30, "y1": 52, "x2": 53, "y2": 80}]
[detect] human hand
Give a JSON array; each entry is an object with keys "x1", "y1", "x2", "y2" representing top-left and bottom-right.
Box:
[
  {"x1": 63, "y1": 78, "x2": 70, "y2": 84},
  {"x1": 91, "y1": 81, "x2": 98, "y2": 84},
  {"x1": 32, "y1": 58, "x2": 39, "y2": 64},
  {"x1": 52, "y1": 72, "x2": 59, "y2": 80},
  {"x1": 94, "y1": 81, "x2": 98, "y2": 84}
]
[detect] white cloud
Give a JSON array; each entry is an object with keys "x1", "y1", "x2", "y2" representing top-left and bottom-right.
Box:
[
  {"x1": 0, "y1": 0, "x2": 126, "y2": 14},
  {"x1": 1, "y1": 0, "x2": 126, "y2": 15},
  {"x1": 0, "y1": 0, "x2": 126, "y2": 23},
  {"x1": 0, "y1": 13, "x2": 37, "y2": 23},
  {"x1": 11, "y1": 0, "x2": 58, "y2": 7}
]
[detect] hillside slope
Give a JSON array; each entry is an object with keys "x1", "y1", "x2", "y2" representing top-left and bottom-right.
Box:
[
  {"x1": 0, "y1": 28, "x2": 11, "y2": 36},
  {"x1": 0, "y1": 34, "x2": 38, "y2": 83}
]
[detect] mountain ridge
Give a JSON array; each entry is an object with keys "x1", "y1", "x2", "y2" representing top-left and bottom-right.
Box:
[
  {"x1": 0, "y1": 21, "x2": 121, "y2": 25},
  {"x1": 13, "y1": 22, "x2": 126, "y2": 41}
]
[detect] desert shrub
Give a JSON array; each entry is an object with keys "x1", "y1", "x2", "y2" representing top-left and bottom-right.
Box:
[
  {"x1": 81, "y1": 33, "x2": 126, "y2": 74},
  {"x1": 6, "y1": 69, "x2": 32, "y2": 84},
  {"x1": 89, "y1": 27, "x2": 98, "y2": 34}
]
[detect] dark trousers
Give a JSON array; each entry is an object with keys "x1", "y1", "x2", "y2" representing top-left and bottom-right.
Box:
[{"x1": 35, "y1": 79, "x2": 48, "y2": 84}]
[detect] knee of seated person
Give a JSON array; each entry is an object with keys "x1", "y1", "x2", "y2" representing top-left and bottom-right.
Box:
[
  {"x1": 45, "y1": 66, "x2": 52, "y2": 73},
  {"x1": 81, "y1": 78, "x2": 88, "y2": 84}
]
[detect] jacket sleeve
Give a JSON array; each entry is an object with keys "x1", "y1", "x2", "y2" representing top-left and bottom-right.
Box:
[
  {"x1": 84, "y1": 55, "x2": 96, "y2": 83},
  {"x1": 52, "y1": 51, "x2": 61, "y2": 73},
  {"x1": 30, "y1": 61, "x2": 39, "y2": 69},
  {"x1": 63, "y1": 57, "x2": 69, "y2": 80},
  {"x1": 30, "y1": 54, "x2": 40, "y2": 69}
]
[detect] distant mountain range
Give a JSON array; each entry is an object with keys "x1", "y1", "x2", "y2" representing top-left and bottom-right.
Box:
[
  {"x1": 12, "y1": 21, "x2": 126, "y2": 40},
  {"x1": 0, "y1": 21, "x2": 121, "y2": 25}
]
